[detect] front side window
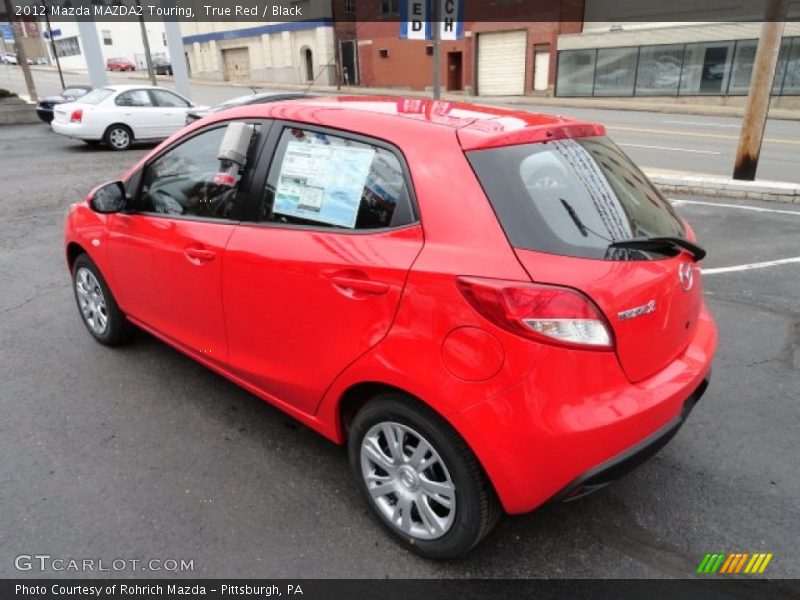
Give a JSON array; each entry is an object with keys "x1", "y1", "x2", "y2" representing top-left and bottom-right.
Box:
[
  {"x1": 116, "y1": 90, "x2": 153, "y2": 107},
  {"x1": 262, "y1": 128, "x2": 413, "y2": 230},
  {"x1": 151, "y1": 89, "x2": 189, "y2": 108},
  {"x1": 138, "y1": 125, "x2": 257, "y2": 220},
  {"x1": 468, "y1": 136, "x2": 685, "y2": 260}
]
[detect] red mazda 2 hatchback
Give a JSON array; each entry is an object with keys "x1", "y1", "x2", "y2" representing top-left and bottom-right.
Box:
[{"x1": 64, "y1": 97, "x2": 717, "y2": 558}]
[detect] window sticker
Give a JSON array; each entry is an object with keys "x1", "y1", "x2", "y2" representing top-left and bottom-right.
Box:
[{"x1": 274, "y1": 141, "x2": 376, "y2": 228}]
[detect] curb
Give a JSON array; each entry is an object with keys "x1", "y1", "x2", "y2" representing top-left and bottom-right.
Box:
[{"x1": 646, "y1": 173, "x2": 800, "y2": 204}]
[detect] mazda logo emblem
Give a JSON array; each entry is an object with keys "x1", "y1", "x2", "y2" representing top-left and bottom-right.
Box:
[{"x1": 678, "y1": 263, "x2": 694, "y2": 292}]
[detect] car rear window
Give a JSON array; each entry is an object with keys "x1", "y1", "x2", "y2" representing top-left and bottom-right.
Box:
[
  {"x1": 467, "y1": 136, "x2": 686, "y2": 260},
  {"x1": 78, "y1": 88, "x2": 113, "y2": 105}
]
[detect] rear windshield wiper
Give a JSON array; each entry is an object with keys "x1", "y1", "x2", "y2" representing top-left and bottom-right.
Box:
[{"x1": 607, "y1": 236, "x2": 706, "y2": 262}]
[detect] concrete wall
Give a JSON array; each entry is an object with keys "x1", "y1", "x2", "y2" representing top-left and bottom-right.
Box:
[
  {"x1": 560, "y1": 22, "x2": 800, "y2": 50},
  {"x1": 181, "y1": 22, "x2": 335, "y2": 85},
  {"x1": 49, "y1": 21, "x2": 168, "y2": 71}
]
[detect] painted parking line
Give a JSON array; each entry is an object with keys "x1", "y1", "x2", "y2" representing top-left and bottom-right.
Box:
[
  {"x1": 670, "y1": 199, "x2": 800, "y2": 216},
  {"x1": 702, "y1": 256, "x2": 800, "y2": 275},
  {"x1": 620, "y1": 143, "x2": 720, "y2": 155}
]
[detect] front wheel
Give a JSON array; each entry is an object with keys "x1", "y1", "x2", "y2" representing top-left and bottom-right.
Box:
[
  {"x1": 348, "y1": 394, "x2": 501, "y2": 559},
  {"x1": 72, "y1": 254, "x2": 132, "y2": 346}
]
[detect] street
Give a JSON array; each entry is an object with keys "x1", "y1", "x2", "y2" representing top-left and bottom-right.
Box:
[
  {"x1": 0, "y1": 121, "x2": 798, "y2": 579},
  {"x1": 2, "y1": 63, "x2": 800, "y2": 183}
]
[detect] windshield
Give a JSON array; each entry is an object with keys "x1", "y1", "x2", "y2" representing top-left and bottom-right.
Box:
[
  {"x1": 467, "y1": 136, "x2": 685, "y2": 260},
  {"x1": 78, "y1": 88, "x2": 113, "y2": 105}
]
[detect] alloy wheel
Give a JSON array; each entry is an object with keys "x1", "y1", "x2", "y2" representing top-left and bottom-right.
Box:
[
  {"x1": 360, "y1": 421, "x2": 457, "y2": 540},
  {"x1": 109, "y1": 128, "x2": 129, "y2": 149},
  {"x1": 75, "y1": 267, "x2": 109, "y2": 335}
]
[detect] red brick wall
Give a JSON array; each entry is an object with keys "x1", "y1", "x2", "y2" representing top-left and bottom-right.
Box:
[{"x1": 339, "y1": 1, "x2": 584, "y2": 94}]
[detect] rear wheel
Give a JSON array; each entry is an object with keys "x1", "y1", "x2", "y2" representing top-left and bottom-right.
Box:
[
  {"x1": 104, "y1": 124, "x2": 132, "y2": 151},
  {"x1": 72, "y1": 254, "x2": 132, "y2": 346},
  {"x1": 348, "y1": 394, "x2": 501, "y2": 559}
]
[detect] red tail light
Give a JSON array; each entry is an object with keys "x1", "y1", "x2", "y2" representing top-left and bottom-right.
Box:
[
  {"x1": 456, "y1": 276, "x2": 614, "y2": 350},
  {"x1": 70, "y1": 108, "x2": 83, "y2": 123}
]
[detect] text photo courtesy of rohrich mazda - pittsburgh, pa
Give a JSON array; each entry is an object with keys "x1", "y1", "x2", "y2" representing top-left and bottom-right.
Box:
[{"x1": 1, "y1": 1, "x2": 798, "y2": 599}]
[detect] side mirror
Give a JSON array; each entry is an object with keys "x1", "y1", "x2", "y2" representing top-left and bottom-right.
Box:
[{"x1": 89, "y1": 181, "x2": 126, "y2": 214}]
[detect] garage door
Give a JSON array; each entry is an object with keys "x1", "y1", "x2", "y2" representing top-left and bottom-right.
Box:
[
  {"x1": 477, "y1": 31, "x2": 527, "y2": 96},
  {"x1": 222, "y1": 48, "x2": 250, "y2": 82}
]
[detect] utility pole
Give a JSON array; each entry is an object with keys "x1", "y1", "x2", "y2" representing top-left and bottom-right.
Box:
[
  {"x1": 432, "y1": 0, "x2": 441, "y2": 100},
  {"x1": 732, "y1": 0, "x2": 789, "y2": 180},
  {"x1": 136, "y1": 0, "x2": 156, "y2": 86},
  {"x1": 41, "y1": 0, "x2": 64, "y2": 89},
  {"x1": 3, "y1": 0, "x2": 37, "y2": 101}
]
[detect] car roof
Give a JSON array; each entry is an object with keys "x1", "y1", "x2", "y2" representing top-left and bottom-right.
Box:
[
  {"x1": 216, "y1": 96, "x2": 606, "y2": 151},
  {"x1": 104, "y1": 84, "x2": 165, "y2": 92}
]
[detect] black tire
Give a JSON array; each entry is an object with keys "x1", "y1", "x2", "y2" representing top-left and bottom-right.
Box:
[
  {"x1": 348, "y1": 393, "x2": 502, "y2": 559},
  {"x1": 72, "y1": 254, "x2": 132, "y2": 346},
  {"x1": 104, "y1": 124, "x2": 133, "y2": 151}
]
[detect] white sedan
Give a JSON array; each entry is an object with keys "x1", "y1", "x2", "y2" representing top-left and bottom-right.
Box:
[{"x1": 52, "y1": 84, "x2": 203, "y2": 151}]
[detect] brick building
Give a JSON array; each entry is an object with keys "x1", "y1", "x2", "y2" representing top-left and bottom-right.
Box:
[{"x1": 332, "y1": 0, "x2": 584, "y2": 96}]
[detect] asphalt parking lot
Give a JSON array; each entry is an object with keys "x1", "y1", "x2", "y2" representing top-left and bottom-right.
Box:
[{"x1": 0, "y1": 123, "x2": 798, "y2": 579}]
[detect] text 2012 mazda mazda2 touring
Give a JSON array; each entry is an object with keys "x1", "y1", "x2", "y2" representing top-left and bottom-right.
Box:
[{"x1": 64, "y1": 97, "x2": 717, "y2": 558}]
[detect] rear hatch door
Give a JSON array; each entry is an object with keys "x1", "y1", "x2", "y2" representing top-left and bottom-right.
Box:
[{"x1": 466, "y1": 135, "x2": 703, "y2": 382}]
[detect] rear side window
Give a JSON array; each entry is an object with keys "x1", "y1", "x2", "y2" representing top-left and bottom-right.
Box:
[
  {"x1": 78, "y1": 88, "x2": 113, "y2": 105},
  {"x1": 261, "y1": 127, "x2": 415, "y2": 230},
  {"x1": 468, "y1": 136, "x2": 685, "y2": 260}
]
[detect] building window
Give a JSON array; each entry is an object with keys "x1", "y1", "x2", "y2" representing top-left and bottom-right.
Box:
[
  {"x1": 162, "y1": 32, "x2": 167, "y2": 47},
  {"x1": 636, "y1": 44, "x2": 683, "y2": 96},
  {"x1": 54, "y1": 36, "x2": 81, "y2": 58},
  {"x1": 380, "y1": 0, "x2": 399, "y2": 16},
  {"x1": 556, "y1": 37, "x2": 800, "y2": 97},
  {"x1": 593, "y1": 47, "x2": 638, "y2": 96},
  {"x1": 344, "y1": 0, "x2": 356, "y2": 13},
  {"x1": 556, "y1": 49, "x2": 596, "y2": 97},
  {"x1": 783, "y1": 38, "x2": 800, "y2": 94},
  {"x1": 102, "y1": 30, "x2": 112, "y2": 46},
  {"x1": 679, "y1": 41, "x2": 735, "y2": 95},
  {"x1": 728, "y1": 38, "x2": 791, "y2": 95}
]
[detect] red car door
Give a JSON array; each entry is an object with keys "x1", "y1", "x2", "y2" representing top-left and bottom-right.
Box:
[
  {"x1": 108, "y1": 125, "x2": 254, "y2": 363},
  {"x1": 223, "y1": 125, "x2": 423, "y2": 415}
]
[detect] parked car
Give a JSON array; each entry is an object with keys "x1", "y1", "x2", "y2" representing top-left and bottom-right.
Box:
[
  {"x1": 36, "y1": 57, "x2": 49, "y2": 65},
  {"x1": 1, "y1": 53, "x2": 18, "y2": 65},
  {"x1": 106, "y1": 57, "x2": 135, "y2": 72},
  {"x1": 63, "y1": 98, "x2": 717, "y2": 558},
  {"x1": 185, "y1": 92, "x2": 309, "y2": 124},
  {"x1": 36, "y1": 85, "x2": 93, "y2": 123},
  {"x1": 153, "y1": 58, "x2": 172, "y2": 76},
  {"x1": 51, "y1": 85, "x2": 202, "y2": 150}
]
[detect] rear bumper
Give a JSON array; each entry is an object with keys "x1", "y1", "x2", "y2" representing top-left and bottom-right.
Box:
[
  {"x1": 51, "y1": 120, "x2": 101, "y2": 141},
  {"x1": 448, "y1": 303, "x2": 717, "y2": 514},
  {"x1": 550, "y1": 376, "x2": 709, "y2": 502}
]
